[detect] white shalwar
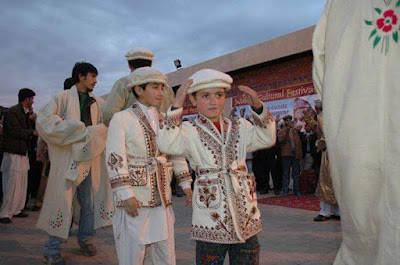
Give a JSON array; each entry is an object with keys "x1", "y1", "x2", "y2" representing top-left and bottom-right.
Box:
[
  {"x1": 0, "y1": 152, "x2": 29, "y2": 218},
  {"x1": 313, "y1": 0, "x2": 400, "y2": 264}
]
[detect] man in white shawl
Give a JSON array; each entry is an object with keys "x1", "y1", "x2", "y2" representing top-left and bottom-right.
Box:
[
  {"x1": 36, "y1": 62, "x2": 113, "y2": 264},
  {"x1": 313, "y1": 0, "x2": 400, "y2": 264}
]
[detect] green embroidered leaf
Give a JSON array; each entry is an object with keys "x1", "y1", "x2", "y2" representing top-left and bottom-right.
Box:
[
  {"x1": 393, "y1": 31, "x2": 399, "y2": 43},
  {"x1": 365, "y1": 20, "x2": 373, "y2": 26},
  {"x1": 373, "y1": 36, "x2": 381, "y2": 48},
  {"x1": 396, "y1": 0, "x2": 400, "y2": 7},
  {"x1": 369, "y1": 29, "x2": 377, "y2": 39},
  {"x1": 374, "y1": 8, "x2": 382, "y2": 14}
]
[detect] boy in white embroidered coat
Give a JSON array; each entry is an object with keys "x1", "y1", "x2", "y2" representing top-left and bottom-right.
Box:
[
  {"x1": 102, "y1": 48, "x2": 175, "y2": 126},
  {"x1": 157, "y1": 69, "x2": 276, "y2": 264},
  {"x1": 106, "y1": 67, "x2": 192, "y2": 265},
  {"x1": 36, "y1": 62, "x2": 113, "y2": 264}
]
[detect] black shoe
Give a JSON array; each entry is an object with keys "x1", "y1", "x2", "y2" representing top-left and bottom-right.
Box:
[
  {"x1": 79, "y1": 243, "x2": 98, "y2": 256},
  {"x1": 14, "y1": 212, "x2": 29, "y2": 218},
  {"x1": 0, "y1": 217, "x2": 12, "y2": 224},
  {"x1": 259, "y1": 189, "x2": 269, "y2": 195},
  {"x1": 330, "y1": 215, "x2": 341, "y2": 220},
  {"x1": 44, "y1": 254, "x2": 66, "y2": 265},
  {"x1": 30, "y1": 206, "x2": 41, "y2": 211},
  {"x1": 314, "y1": 215, "x2": 330, "y2": 222},
  {"x1": 281, "y1": 193, "x2": 288, "y2": 197},
  {"x1": 274, "y1": 190, "x2": 281, "y2": 196},
  {"x1": 294, "y1": 192, "x2": 302, "y2": 197}
]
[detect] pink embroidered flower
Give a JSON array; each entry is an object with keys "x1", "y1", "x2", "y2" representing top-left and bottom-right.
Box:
[{"x1": 376, "y1": 10, "x2": 398, "y2": 33}]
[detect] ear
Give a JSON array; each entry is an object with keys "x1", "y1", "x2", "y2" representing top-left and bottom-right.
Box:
[
  {"x1": 78, "y1": 73, "x2": 85, "y2": 82},
  {"x1": 189, "y1": 94, "x2": 197, "y2": 106},
  {"x1": 133, "y1": 85, "x2": 143, "y2": 97}
]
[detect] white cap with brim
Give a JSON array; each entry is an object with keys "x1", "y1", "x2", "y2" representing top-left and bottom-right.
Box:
[
  {"x1": 125, "y1": 47, "x2": 154, "y2": 61},
  {"x1": 126, "y1": 67, "x2": 167, "y2": 90},
  {"x1": 187, "y1": 69, "x2": 233, "y2": 94}
]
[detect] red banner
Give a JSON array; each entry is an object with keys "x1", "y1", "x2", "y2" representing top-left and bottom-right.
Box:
[{"x1": 232, "y1": 83, "x2": 316, "y2": 107}]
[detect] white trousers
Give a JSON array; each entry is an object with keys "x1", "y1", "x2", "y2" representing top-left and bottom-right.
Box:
[
  {"x1": 319, "y1": 201, "x2": 340, "y2": 217},
  {"x1": 114, "y1": 208, "x2": 176, "y2": 265},
  {"x1": 0, "y1": 168, "x2": 28, "y2": 218}
]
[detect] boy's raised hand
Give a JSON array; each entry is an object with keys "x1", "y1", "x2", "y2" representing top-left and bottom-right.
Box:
[
  {"x1": 173, "y1": 79, "x2": 193, "y2": 108},
  {"x1": 238, "y1": 85, "x2": 263, "y2": 110}
]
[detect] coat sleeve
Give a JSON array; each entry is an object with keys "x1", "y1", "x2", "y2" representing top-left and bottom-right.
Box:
[
  {"x1": 102, "y1": 80, "x2": 128, "y2": 126},
  {"x1": 312, "y1": 0, "x2": 333, "y2": 97},
  {"x1": 105, "y1": 113, "x2": 135, "y2": 201},
  {"x1": 5, "y1": 109, "x2": 34, "y2": 141},
  {"x1": 168, "y1": 155, "x2": 192, "y2": 190},
  {"x1": 157, "y1": 107, "x2": 191, "y2": 158},
  {"x1": 36, "y1": 95, "x2": 88, "y2": 146},
  {"x1": 245, "y1": 105, "x2": 277, "y2": 153}
]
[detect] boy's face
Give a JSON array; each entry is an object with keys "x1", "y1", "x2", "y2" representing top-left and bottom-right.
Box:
[
  {"x1": 189, "y1": 87, "x2": 226, "y2": 122},
  {"x1": 135, "y1": 82, "x2": 164, "y2": 108},
  {"x1": 80, "y1": 72, "x2": 97, "y2": 91}
]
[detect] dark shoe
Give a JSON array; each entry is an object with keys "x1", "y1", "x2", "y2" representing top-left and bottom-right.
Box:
[
  {"x1": 281, "y1": 193, "x2": 288, "y2": 197},
  {"x1": 14, "y1": 212, "x2": 29, "y2": 218},
  {"x1": 314, "y1": 215, "x2": 330, "y2": 222},
  {"x1": 0, "y1": 217, "x2": 12, "y2": 224},
  {"x1": 80, "y1": 243, "x2": 97, "y2": 256},
  {"x1": 30, "y1": 206, "x2": 41, "y2": 211},
  {"x1": 294, "y1": 192, "x2": 302, "y2": 197},
  {"x1": 274, "y1": 190, "x2": 281, "y2": 196},
  {"x1": 259, "y1": 189, "x2": 269, "y2": 195},
  {"x1": 330, "y1": 215, "x2": 341, "y2": 220},
  {"x1": 44, "y1": 254, "x2": 66, "y2": 265}
]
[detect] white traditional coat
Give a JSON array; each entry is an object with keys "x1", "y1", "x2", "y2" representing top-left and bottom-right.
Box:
[
  {"x1": 313, "y1": 0, "x2": 400, "y2": 264},
  {"x1": 36, "y1": 86, "x2": 113, "y2": 239},
  {"x1": 157, "y1": 106, "x2": 276, "y2": 244}
]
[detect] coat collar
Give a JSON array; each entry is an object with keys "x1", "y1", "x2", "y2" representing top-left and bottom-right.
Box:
[
  {"x1": 195, "y1": 113, "x2": 231, "y2": 146},
  {"x1": 130, "y1": 103, "x2": 157, "y2": 136}
]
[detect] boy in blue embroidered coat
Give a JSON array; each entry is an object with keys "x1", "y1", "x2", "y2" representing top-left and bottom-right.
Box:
[
  {"x1": 105, "y1": 67, "x2": 192, "y2": 265},
  {"x1": 157, "y1": 69, "x2": 276, "y2": 264}
]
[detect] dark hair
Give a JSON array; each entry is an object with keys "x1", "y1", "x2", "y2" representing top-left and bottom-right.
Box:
[
  {"x1": 63, "y1": 77, "x2": 75, "y2": 90},
  {"x1": 18, "y1": 88, "x2": 36, "y2": 103},
  {"x1": 128, "y1": 59, "x2": 152, "y2": 69},
  {"x1": 132, "y1": 84, "x2": 146, "y2": 98},
  {"x1": 72, "y1": 62, "x2": 98, "y2": 83}
]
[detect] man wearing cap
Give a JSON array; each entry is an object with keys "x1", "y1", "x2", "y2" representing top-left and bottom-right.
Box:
[
  {"x1": 0, "y1": 88, "x2": 37, "y2": 224},
  {"x1": 278, "y1": 114, "x2": 302, "y2": 197},
  {"x1": 158, "y1": 69, "x2": 276, "y2": 264},
  {"x1": 106, "y1": 67, "x2": 192, "y2": 264},
  {"x1": 36, "y1": 62, "x2": 113, "y2": 264},
  {"x1": 102, "y1": 48, "x2": 175, "y2": 126}
]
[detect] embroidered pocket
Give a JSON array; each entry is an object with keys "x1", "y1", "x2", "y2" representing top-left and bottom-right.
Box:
[
  {"x1": 128, "y1": 164, "x2": 148, "y2": 186},
  {"x1": 194, "y1": 178, "x2": 222, "y2": 209},
  {"x1": 240, "y1": 173, "x2": 257, "y2": 202}
]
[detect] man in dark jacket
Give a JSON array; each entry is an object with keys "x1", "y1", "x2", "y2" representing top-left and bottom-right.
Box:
[
  {"x1": 300, "y1": 123, "x2": 318, "y2": 170},
  {"x1": 0, "y1": 88, "x2": 37, "y2": 224}
]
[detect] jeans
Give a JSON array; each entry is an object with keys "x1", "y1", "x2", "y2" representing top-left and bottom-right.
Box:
[
  {"x1": 43, "y1": 172, "x2": 95, "y2": 256},
  {"x1": 196, "y1": 235, "x2": 260, "y2": 265},
  {"x1": 281, "y1": 156, "x2": 300, "y2": 195}
]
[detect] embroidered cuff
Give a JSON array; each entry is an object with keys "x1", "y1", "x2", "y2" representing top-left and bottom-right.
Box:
[
  {"x1": 160, "y1": 107, "x2": 183, "y2": 130},
  {"x1": 110, "y1": 175, "x2": 132, "y2": 190},
  {"x1": 176, "y1": 170, "x2": 192, "y2": 183},
  {"x1": 252, "y1": 106, "x2": 275, "y2": 129}
]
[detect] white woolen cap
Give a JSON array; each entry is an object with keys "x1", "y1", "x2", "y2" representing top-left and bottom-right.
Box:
[
  {"x1": 125, "y1": 47, "x2": 154, "y2": 61},
  {"x1": 126, "y1": 67, "x2": 168, "y2": 89},
  {"x1": 187, "y1": 69, "x2": 233, "y2": 94}
]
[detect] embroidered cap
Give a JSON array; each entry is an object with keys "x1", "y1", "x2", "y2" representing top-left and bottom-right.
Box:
[
  {"x1": 125, "y1": 47, "x2": 154, "y2": 61},
  {"x1": 187, "y1": 69, "x2": 233, "y2": 94},
  {"x1": 126, "y1": 67, "x2": 168, "y2": 89},
  {"x1": 283, "y1": 115, "x2": 293, "y2": 121}
]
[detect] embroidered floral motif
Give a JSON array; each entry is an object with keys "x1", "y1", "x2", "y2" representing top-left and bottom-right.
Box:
[
  {"x1": 70, "y1": 161, "x2": 77, "y2": 170},
  {"x1": 128, "y1": 164, "x2": 148, "y2": 186},
  {"x1": 49, "y1": 208, "x2": 63, "y2": 229},
  {"x1": 198, "y1": 185, "x2": 218, "y2": 208},
  {"x1": 365, "y1": 0, "x2": 399, "y2": 54},
  {"x1": 107, "y1": 152, "x2": 123, "y2": 172},
  {"x1": 175, "y1": 170, "x2": 192, "y2": 183},
  {"x1": 100, "y1": 202, "x2": 113, "y2": 219},
  {"x1": 163, "y1": 111, "x2": 182, "y2": 130},
  {"x1": 252, "y1": 109, "x2": 274, "y2": 129}
]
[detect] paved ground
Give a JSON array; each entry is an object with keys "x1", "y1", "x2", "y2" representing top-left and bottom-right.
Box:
[{"x1": 0, "y1": 193, "x2": 342, "y2": 265}]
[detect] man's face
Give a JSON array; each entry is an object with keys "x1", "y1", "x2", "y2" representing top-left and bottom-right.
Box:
[
  {"x1": 135, "y1": 82, "x2": 164, "y2": 108},
  {"x1": 27, "y1": 97, "x2": 34, "y2": 108},
  {"x1": 305, "y1": 124, "x2": 311, "y2": 133},
  {"x1": 190, "y1": 87, "x2": 226, "y2": 122},
  {"x1": 80, "y1": 72, "x2": 97, "y2": 91},
  {"x1": 284, "y1": 118, "x2": 292, "y2": 127},
  {"x1": 239, "y1": 108, "x2": 245, "y2": 118}
]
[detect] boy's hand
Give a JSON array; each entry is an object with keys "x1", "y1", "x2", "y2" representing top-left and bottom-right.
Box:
[
  {"x1": 183, "y1": 188, "x2": 193, "y2": 207},
  {"x1": 173, "y1": 79, "x2": 193, "y2": 108},
  {"x1": 238, "y1": 85, "x2": 263, "y2": 109},
  {"x1": 123, "y1": 196, "x2": 142, "y2": 217}
]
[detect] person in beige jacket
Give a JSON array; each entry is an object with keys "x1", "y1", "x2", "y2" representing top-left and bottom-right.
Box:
[{"x1": 102, "y1": 48, "x2": 175, "y2": 126}]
